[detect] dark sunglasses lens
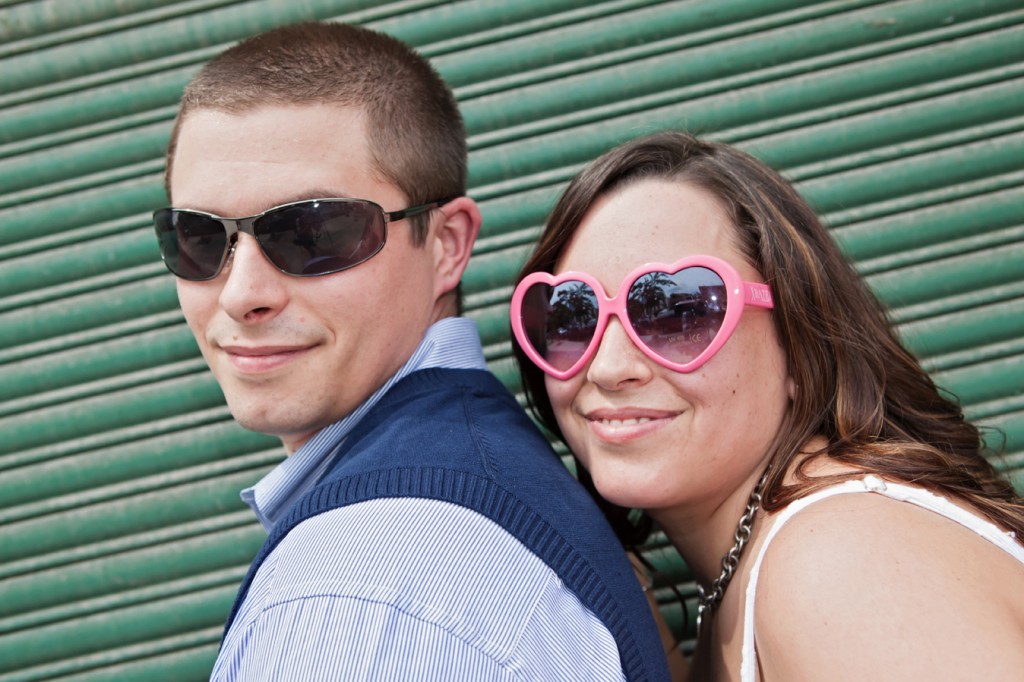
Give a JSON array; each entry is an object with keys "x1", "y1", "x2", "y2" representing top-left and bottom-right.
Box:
[
  {"x1": 154, "y1": 209, "x2": 228, "y2": 280},
  {"x1": 254, "y1": 201, "x2": 386, "y2": 276},
  {"x1": 522, "y1": 280, "x2": 600, "y2": 372},
  {"x1": 626, "y1": 266, "x2": 727, "y2": 365}
]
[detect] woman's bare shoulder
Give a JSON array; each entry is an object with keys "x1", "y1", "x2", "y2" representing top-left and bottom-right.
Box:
[{"x1": 750, "y1": 487, "x2": 1024, "y2": 681}]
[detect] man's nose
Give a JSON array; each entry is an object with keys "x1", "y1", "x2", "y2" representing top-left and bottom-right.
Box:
[{"x1": 217, "y1": 233, "x2": 290, "y2": 324}]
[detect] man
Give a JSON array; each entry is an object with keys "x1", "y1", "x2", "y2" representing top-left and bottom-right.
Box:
[{"x1": 155, "y1": 21, "x2": 669, "y2": 681}]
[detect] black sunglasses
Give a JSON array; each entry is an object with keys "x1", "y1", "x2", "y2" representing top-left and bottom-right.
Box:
[{"x1": 153, "y1": 197, "x2": 452, "y2": 281}]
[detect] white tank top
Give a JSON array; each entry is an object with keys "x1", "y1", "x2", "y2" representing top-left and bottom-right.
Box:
[{"x1": 740, "y1": 475, "x2": 1024, "y2": 681}]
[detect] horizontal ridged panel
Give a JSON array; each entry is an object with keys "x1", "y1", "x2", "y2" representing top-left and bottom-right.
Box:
[
  {"x1": 0, "y1": 585, "x2": 234, "y2": 676},
  {"x1": 0, "y1": 423, "x2": 277, "y2": 518},
  {"x1": 1, "y1": 0, "x2": 1020, "y2": 675}
]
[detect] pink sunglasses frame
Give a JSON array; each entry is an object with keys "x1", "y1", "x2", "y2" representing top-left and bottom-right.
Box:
[{"x1": 511, "y1": 254, "x2": 774, "y2": 380}]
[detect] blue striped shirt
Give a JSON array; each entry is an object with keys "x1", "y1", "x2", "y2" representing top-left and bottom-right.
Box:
[{"x1": 213, "y1": 318, "x2": 626, "y2": 681}]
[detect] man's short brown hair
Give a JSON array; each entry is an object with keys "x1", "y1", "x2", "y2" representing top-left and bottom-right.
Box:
[{"x1": 164, "y1": 21, "x2": 466, "y2": 245}]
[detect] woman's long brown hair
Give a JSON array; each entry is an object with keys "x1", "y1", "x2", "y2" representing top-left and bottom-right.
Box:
[{"x1": 514, "y1": 131, "x2": 1024, "y2": 546}]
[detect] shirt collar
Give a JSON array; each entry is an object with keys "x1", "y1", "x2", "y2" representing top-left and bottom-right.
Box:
[{"x1": 241, "y1": 317, "x2": 487, "y2": 530}]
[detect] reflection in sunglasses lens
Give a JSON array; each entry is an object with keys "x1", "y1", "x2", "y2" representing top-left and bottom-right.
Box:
[
  {"x1": 627, "y1": 266, "x2": 726, "y2": 365},
  {"x1": 523, "y1": 281, "x2": 599, "y2": 372},
  {"x1": 174, "y1": 213, "x2": 229, "y2": 280},
  {"x1": 256, "y1": 202, "x2": 385, "y2": 276}
]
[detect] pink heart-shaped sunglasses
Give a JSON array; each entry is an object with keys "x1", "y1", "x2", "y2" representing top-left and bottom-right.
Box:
[{"x1": 511, "y1": 254, "x2": 773, "y2": 380}]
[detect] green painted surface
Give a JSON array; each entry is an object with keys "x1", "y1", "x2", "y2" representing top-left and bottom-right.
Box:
[{"x1": 1, "y1": 0, "x2": 1021, "y2": 677}]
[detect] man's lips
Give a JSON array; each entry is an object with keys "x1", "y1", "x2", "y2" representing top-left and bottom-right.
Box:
[{"x1": 217, "y1": 344, "x2": 315, "y2": 373}]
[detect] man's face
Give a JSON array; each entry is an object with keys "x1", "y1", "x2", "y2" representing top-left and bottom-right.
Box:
[{"x1": 170, "y1": 104, "x2": 443, "y2": 453}]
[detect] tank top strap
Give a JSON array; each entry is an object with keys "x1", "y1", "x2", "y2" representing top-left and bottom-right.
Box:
[{"x1": 739, "y1": 475, "x2": 1023, "y2": 682}]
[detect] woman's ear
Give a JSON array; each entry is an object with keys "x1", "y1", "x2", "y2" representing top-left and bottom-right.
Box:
[{"x1": 431, "y1": 196, "x2": 482, "y2": 301}]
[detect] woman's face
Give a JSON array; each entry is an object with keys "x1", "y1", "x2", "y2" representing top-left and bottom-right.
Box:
[{"x1": 545, "y1": 179, "x2": 792, "y2": 518}]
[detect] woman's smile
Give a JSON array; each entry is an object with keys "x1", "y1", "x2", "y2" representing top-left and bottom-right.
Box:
[{"x1": 581, "y1": 406, "x2": 680, "y2": 444}]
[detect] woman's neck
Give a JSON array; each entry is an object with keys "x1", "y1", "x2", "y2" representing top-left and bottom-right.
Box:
[
  {"x1": 654, "y1": 437, "x2": 832, "y2": 586},
  {"x1": 650, "y1": 464, "x2": 770, "y2": 589}
]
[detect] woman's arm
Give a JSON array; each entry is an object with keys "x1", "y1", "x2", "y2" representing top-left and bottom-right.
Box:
[{"x1": 753, "y1": 492, "x2": 1024, "y2": 681}]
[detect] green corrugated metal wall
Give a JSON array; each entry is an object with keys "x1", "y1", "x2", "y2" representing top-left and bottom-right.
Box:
[{"x1": 1, "y1": 0, "x2": 1021, "y2": 678}]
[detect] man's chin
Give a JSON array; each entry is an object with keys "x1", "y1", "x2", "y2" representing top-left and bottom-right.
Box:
[{"x1": 228, "y1": 402, "x2": 319, "y2": 447}]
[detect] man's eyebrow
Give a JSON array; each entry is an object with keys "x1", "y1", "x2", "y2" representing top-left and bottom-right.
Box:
[
  {"x1": 276, "y1": 189, "x2": 356, "y2": 204},
  {"x1": 172, "y1": 191, "x2": 357, "y2": 216}
]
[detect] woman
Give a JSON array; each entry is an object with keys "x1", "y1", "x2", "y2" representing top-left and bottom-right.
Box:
[{"x1": 510, "y1": 132, "x2": 1024, "y2": 680}]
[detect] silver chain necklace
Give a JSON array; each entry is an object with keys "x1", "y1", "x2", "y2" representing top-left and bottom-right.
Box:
[{"x1": 696, "y1": 468, "x2": 770, "y2": 633}]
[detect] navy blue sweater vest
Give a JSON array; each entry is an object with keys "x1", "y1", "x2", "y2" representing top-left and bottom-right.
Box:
[{"x1": 224, "y1": 368, "x2": 669, "y2": 682}]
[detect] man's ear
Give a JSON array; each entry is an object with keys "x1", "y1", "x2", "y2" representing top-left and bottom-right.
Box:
[{"x1": 431, "y1": 196, "x2": 482, "y2": 301}]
